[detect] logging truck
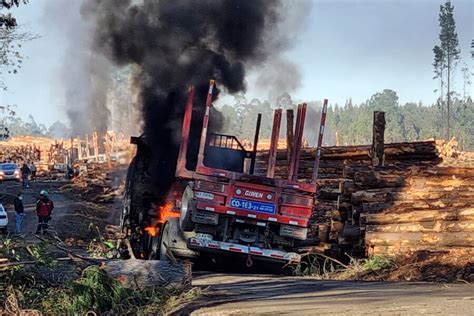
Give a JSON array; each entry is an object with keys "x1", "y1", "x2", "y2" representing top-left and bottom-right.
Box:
[{"x1": 121, "y1": 80, "x2": 328, "y2": 266}]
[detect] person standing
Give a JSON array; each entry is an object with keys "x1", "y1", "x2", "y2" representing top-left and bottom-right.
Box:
[
  {"x1": 20, "y1": 163, "x2": 31, "y2": 188},
  {"x1": 13, "y1": 193, "x2": 25, "y2": 234},
  {"x1": 30, "y1": 162, "x2": 37, "y2": 182},
  {"x1": 35, "y1": 190, "x2": 54, "y2": 235}
]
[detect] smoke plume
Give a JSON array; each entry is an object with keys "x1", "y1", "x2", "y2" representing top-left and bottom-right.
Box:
[
  {"x1": 82, "y1": 0, "x2": 300, "y2": 199},
  {"x1": 44, "y1": 0, "x2": 111, "y2": 135},
  {"x1": 254, "y1": 0, "x2": 311, "y2": 105}
]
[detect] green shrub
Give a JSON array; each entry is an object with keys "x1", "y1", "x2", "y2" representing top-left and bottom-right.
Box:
[{"x1": 40, "y1": 266, "x2": 193, "y2": 314}]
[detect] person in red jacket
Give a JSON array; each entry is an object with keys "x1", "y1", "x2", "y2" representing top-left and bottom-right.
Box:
[{"x1": 36, "y1": 190, "x2": 54, "y2": 235}]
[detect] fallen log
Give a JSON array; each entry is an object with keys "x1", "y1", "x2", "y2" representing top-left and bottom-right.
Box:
[
  {"x1": 351, "y1": 188, "x2": 474, "y2": 206},
  {"x1": 408, "y1": 176, "x2": 474, "y2": 188},
  {"x1": 363, "y1": 197, "x2": 474, "y2": 211},
  {"x1": 366, "y1": 208, "x2": 474, "y2": 224},
  {"x1": 368, "y1": 245, "x2": 474, "y2": 257},
  {"x1": 351, "y1": 188, "x2": 402, "y2": 205},
  {"x1": 366, "y1": 220, "x2": 474, "y2": 233},
  {"x1": 353, "y1": 171, "x2": 406, "y2": 188},
  {"x1": 317, "y1": 187, "x2": 341, "y2": 200},
  {"x1": 257, "y1": 140, "x2": 440, "y2": 161},
  {"x1": 365, "y1": 231, "x2": 474, "y2": 247},
  {"x1": 101, "y1": 259, "x2": 192, "y2": 290},
  {"x1": 314, "y1": 200, "x2": 338, "y2": 212},
  {"x1": 342, "y1": 224, "x2": 361, "y2": 239}
]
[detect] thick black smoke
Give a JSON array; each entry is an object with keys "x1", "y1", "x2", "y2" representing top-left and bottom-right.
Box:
[{"x1": 83, "y1": 0, "x2": 283, "y2": 199}]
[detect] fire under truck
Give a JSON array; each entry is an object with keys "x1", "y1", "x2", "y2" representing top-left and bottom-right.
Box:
[{"x1": 121, "y1": 80, "x2": 328, "y2": 265}]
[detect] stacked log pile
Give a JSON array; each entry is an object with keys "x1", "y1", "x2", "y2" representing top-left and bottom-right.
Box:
[
  {"x1": 255, "y1": 141, "x2": 441, "y2": 180},
  {"x1": 255, "y1": 140, "x2": 474, "y2": 257},
  {"x1": 0, "y1": 136, "x2": 48, "y2": 163},
  {"x1": 436, "y1": 138, "x2": 474, "y2": 167},
  {"x1": 0, "y1": 133, "x2": 134, "y2": 167},
  {"x1": 361, "y1": 167, "x2": 474, "y2": 255}
]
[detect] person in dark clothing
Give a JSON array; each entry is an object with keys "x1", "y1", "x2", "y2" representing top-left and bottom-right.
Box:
[
  {"x1": 36, "y1": 190, "x2": 54, "y2": 235},
  {"x1": 30, "y1": 162, "x2": 37, "y2": 181},
  {"x1": 20, "y1": 163, "x2": 31, "y2": 188},
  {"x1": 14, "y1": 193, "x2": 25, "y2": 234},
  {"x1": 66, "y1": 165, "x2": 74, "y2": 180}
]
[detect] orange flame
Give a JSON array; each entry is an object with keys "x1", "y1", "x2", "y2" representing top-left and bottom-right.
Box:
[
  {"x1": 144, "y1": 226, "x2": 159, "y2": 237},
  {"x1": 158, "y1": 200, "x2": 180, "y2": 223},
  {"x1": 144, "y1": 200, "x2": 180, "y2": 237}
]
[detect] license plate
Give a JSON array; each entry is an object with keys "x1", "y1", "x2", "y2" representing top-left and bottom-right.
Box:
[
  {"x1": 196, "y1": 191, "x2": 214, "y2": 200},
  {"x1": 195, "y1": 233, "x2": 213, "y2": 241},
  {"x1": 230, "y1": 198, "x2": 276, "y2": 214}
]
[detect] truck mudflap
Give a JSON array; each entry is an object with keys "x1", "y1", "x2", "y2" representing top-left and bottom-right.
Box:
[{"x1": 187, "y1": 236, "x2": 301, "y2": 264}]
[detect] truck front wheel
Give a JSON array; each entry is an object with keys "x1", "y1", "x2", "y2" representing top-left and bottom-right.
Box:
[
  {"x1": 180, "y1": 186, "x2": 195, "y2": 232},
  {"x1": 159, "y1": 222, "x2": 171, "y2": 261}
]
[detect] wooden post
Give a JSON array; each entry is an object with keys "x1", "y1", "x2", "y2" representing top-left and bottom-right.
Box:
[
  {"x1": 372, "y1": 111, "x2": 385, "y2": 167},
  {"x1": 76, "y1": 136, "x2": 82, "y2": 160},
  {"x1": 69, "y1": 137, "x2": 73, "y2": 165},
  {"x1": 267, "y1": 109, "x2": 282, "y2": 178},
  {"x1": 93, "y1": 131, "x2": 99, "y2": 162},
  {"x1": 249, "y1": 113, "x2": 262, "y2": 175},
  {"x1": 286, "y1": 109, "x2": 294, "y2": 173},
  {"x1": 85, "y1": 134, "x2": 89, "y2": 159},
  {"x1": 288, "y1": 104, "x2": 307, "y2": 181}
]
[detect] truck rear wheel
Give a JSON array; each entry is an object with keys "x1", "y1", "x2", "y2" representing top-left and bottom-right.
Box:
[
  {"x1": 159, "y1": 223, "x2": 170, "y2": 262},
  {"x1": 120, "y1": 190, "x2": 131, "y2": 234},
  {"x1": 180, "y1": 186, "x2": 195, "y2": 232},
  {"x1": 159, "y1": 218, "x2": 182, "y2": 262},
  {"x1": 147, "y1": 233, "x2": 160, "y2": 260}
]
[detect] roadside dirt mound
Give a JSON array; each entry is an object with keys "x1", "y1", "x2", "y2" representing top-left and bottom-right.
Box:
[
  {"x1": 388, "y1": 249, "x2": 473, "y2": 282},
  {"x1": 363, "y1": 249, "x2": 474, "y2": 283}
]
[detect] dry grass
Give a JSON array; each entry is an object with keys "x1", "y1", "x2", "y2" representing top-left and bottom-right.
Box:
[{"x1": 292, "y1": 253, "x2": 395, "y2": 280}]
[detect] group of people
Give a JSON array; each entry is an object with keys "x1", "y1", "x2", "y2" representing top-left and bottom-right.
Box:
[
  {"x1": 19, "y1": 162, "x2": 37, "y2": 188},
  {"x1": 13, "y1": 190, "x2": 54, "y2": 235}
]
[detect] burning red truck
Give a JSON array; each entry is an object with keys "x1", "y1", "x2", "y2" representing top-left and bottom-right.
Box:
[{"x1": 121, "y1": 80, "x2": 328, "y2": 265}]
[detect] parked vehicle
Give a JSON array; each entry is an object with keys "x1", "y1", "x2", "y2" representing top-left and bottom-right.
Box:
[
  {"x1": 0, "y1": 163, "x2": 21, "y2": 182},
  {"x1": 121, "y1": 80, "x2": 328, "y2": 266},
  {"x1": 0, "y1": 204, "x2": 8, "y2": 233}
]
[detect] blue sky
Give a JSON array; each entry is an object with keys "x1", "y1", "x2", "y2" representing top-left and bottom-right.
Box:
[{"x1": 1, "y1": 0, "x2": 473, "y2": 127}]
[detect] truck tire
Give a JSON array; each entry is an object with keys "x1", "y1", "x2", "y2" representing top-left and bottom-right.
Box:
[
  {"x1": 159, "y1": 222, "x2": 171, "y2": 262},
  {"x1": 147, "y1": 233, "x2": 160, "y2": 260},
  {"x1": 180, "y1": 186, "x2": 195, "y2": 232},
  {"x1": 120, "y1": 156, "x2": 136, "y2": 234},
  {"x1": 159, "y1": 218, "x2": 182, "y2": 262},
  {"x1": 120, "y1": 190, "x2": 131, "y2": 234}
]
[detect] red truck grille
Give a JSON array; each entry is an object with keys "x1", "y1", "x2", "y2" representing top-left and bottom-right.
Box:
[
  {"x1": 281, "y1": 194, "x2": 313, "y2": 207},
  {"x1": 196, "y1": 181, "x2": 225, "y2": 193}
]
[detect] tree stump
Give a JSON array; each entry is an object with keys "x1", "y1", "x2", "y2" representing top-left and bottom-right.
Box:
[{"x1": 102, "y1": 259, "x2": 192, "y2": 290}]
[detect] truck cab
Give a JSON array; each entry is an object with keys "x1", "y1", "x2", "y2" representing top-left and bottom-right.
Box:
[{"x1": 122, "y1": 80, "x2": 328, "y2": 265}]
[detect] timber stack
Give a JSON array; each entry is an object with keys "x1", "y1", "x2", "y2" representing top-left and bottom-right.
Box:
[{"x1": 256, "y1": 137, "x2": 474, "y2": 258}]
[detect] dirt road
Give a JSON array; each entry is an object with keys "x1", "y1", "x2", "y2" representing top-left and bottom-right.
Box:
[
  {"x1": 176, "y1": 274, "x2": 474, "y2": 315},
  {"x1": 1, "y1": 179, "x2": 118, "y2": 245}
]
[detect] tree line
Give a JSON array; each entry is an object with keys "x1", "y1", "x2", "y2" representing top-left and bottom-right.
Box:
[
  {"x1": 0, "y1": 104, "x2": 70, "y2": 139},
  {"x1": 218, "y1": 88, "x2": 474, "y2": 150}
]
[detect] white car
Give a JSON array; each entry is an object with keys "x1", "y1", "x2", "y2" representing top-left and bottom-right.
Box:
[
  {"x1": 0, "y1": 163, "x2": 21, "y2": 182},
  {"x1": 0, "y1": 204, "x2": 8, "y2": 233}
]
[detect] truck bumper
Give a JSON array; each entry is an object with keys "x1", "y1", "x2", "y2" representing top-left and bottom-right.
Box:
[{"x1": 187, "y1": 237, "x2": 301, "y2": 264}]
